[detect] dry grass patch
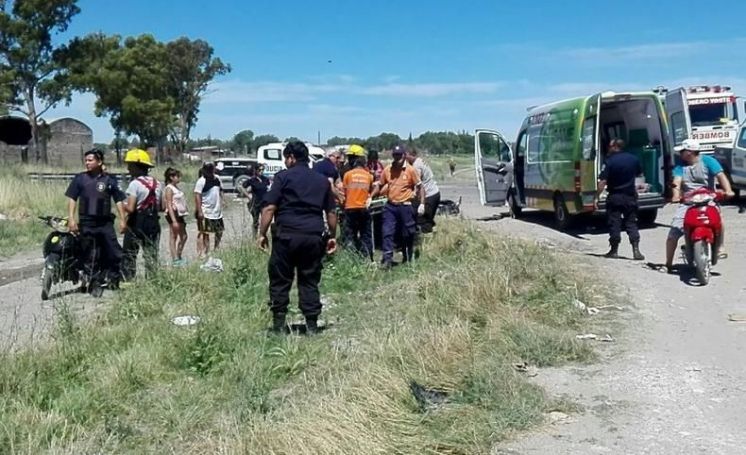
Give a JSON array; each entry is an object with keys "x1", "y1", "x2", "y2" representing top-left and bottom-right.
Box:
[{"x1": 0, "y1": 218, "x2": 612, "y2": 454}]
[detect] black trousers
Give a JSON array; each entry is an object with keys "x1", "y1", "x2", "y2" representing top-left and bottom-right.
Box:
[
  {"x1": 606, "y1": 193, "x2": 640, "y2": 245},
  {"x1": 413, "y1": 192, "x2": 441, "y2": 233},
  {"x1": 122, "y1": 214, "x2": 161, "y2": 280},
  {"x1": 268, "y1": 232, "x2": 325, "y2": 318},
  {"x1": 79, "y1": 222, "x2": 122, "y2": 286},
  {"x1": 343, "y1": 209, "x2": 373, "y2": 260},
  {"x1": 249, "y1": 203, "x2": 261, "y2": 236}
]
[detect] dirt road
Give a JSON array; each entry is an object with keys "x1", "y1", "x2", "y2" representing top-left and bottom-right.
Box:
[
  {"x1": 3, "y1": 179, "x2": 746, "y2": 453},
  {"x1": 442, "y1": 183, "x2": 746, "y2": 455},
  {"x1": 0, "y1": 197, "x2": 254, "y2": 349}
]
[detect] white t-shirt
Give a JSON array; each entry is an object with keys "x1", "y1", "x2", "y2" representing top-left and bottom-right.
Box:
[
  {"x1": 126, "y1": 176, "x2": 163, "y2": 210},
  {"x1": 413, "y1": 158, "x2": 440, "y2": 198},
  {"x1": 194, "y1": 176, "x2": 223, "y2": 219}
]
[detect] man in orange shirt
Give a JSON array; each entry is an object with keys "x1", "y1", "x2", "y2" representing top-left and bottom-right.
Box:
[
  {"x1": 372, "y1": 144, "x2": 425, "y2": 268},
  {"x1": 342, "y1": 144, "x2": 375, "y2": 261}
]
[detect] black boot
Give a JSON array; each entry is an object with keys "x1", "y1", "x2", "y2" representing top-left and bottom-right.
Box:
[
  {"x1": 269, "y1": 313, "x2": 288, "y2": 335},
  {"x1": 604, "y1": 243, "x2": 619, "y2": 259},
  {"x1": 631, "y1": 242, "x2": 645, "y2": 261},
  {"x1": 305, "y1": 316, "x2": 319, "y2": 335}
]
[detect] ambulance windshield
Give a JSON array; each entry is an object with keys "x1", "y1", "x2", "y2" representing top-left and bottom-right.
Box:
[{"x1": 689, "y1": 100, "x2": 738, "y2": 127}]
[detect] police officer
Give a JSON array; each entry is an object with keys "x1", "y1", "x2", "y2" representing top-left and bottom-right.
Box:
[
  {"x1": 257, "y1": 141, "x2": 338, "y2": 335},
  {"x1": 595, "y1": 139, "x2": 645, "y2": 260},
  {"x1": 65, "y1": 148, "x2": 127, "y2": 297}
]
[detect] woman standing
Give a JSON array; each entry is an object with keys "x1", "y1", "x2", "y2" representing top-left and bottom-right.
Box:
[{"x1": 164, "y1": 167, "x2": 189, "y2": 266}]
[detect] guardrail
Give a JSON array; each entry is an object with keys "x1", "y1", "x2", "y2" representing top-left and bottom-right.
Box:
[{"x1": 27, "y1": 172, "x2": 130, "y2": 182}]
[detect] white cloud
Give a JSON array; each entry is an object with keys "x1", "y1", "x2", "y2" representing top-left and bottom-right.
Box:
[
  {"x1": 205, "y1": 78, "x2": 506, "y2": 104},
  {"x1": 556, "y1": 38, "x2": 746, "y2": 64},
  {"x1": 359, "y1": 82, "x2": 504, "y2": 97}
]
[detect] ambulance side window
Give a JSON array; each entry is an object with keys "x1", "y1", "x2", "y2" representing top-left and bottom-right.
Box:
[
  {"x1": 516, "y1": 131, "x2": 527, "y2": 158},
  {"x1": 526, "y1": 125, "x2": 542, "y2": 164},
  {"x1": 670, "y1": 112, "x2": 687, "y2": 145},
  {"x1": 582, "y1": 116, "x2": 596, "y2": 160}
]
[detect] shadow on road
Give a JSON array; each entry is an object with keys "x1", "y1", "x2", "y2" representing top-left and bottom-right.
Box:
[{"x1": 477, "y1": 209, "x2": 666, "y2": 241}]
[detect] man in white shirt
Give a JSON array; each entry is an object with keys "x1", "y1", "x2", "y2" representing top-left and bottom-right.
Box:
[
  {"x1": 194, "y1": 162, "x2": 225, "y2": 257},
  {"x1": 405, "y1": 149, "x2": 441, "y2": 233}
]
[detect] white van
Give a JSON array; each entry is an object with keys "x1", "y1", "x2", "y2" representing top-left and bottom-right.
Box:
[{"x1": 257, "y1": 142, "x2": 326, "y2": 177}]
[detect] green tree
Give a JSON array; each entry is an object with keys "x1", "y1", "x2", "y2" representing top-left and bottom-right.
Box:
[
  {"x1": 252, "y1": 134, "x2": 279, "y2": 151},
  {"x1": 364, "y1": 132, "x2": 401, "y2": 152},
  {"x1": 231, "y1": 129, "x2": 254, "y2": 154},
  {"x1": 0, "y1": 0, "x2": 80, "y2": 163},
  {"x1": 67, "y1": 34, "x2": 174, "y2": 160},
  {"x1": 166, "y1": 38, "x2": 230, "y2": 156},
  {"x1": 326, "y1": 136, "x2": 364, "y2": 147}
]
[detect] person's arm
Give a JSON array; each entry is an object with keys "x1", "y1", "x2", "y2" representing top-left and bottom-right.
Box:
[
  {"x1": 115, "y1": 202, "x2": 127, "y2": 234},
  {"x1": 325, "y1": 211, "x2": 338, "y2": 254},
  {"x1": 122, "y1": 180, "x2": 137, "y2": 214},
  {"x1": 671, "y1": 176, "x2": 683, "y2": 203},
  {"x1": 256, "y1": 204, "x2": 276, "y2": 250},
  {"x1": 124, "y1": 195, "x2": 137, "y2": 214},
  {"x1": 330, "y1": 177, "x2": 345, "y2": 203},
  {"x1": 238, "y1": 181, "x2": 252, "y2": 199},
  {"x1": 165, "y1": 186, "x2": 178, "y2": 229},
  {"x1": 67, "y1": 198, "x2": 79, "y2": 234},
  {"x1": 194, "y1": 193, "x2": 203, "y2": 219},
  {"x1": 716, "y1": 172, "x2": 735, "y2": 198}
]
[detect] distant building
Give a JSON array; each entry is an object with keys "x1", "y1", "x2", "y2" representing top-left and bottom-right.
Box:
[
  {"x1": 45, "y1": 118, "x2": 94, "y2": 166},
  {"x1": 0, "y1": 115, "x2": 93, "y2": 166},
  {"x1": 186, "y1": 145, "x2": 227, "y2": 162}
]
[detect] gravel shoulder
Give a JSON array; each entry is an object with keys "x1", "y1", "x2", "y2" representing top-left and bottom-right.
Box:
[{"x1": 445, "y1": 184, "x2": 746, "y2": 455}]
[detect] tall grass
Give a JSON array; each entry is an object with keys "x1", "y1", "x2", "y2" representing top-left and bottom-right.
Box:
[
  {"x1": 0, "y1": 164, "x2": 200, "y2": 257},
  {"x1": 0, "y1": 218, "x2": 610, "y2": 454}
]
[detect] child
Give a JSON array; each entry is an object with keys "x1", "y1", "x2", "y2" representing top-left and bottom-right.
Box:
[{"x1": 164, "y1": 167, "x2": 189, "y2": 265}]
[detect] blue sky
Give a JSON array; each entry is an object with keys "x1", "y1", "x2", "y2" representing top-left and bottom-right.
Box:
[{"x1": 47, "y1": 0, "x2": 746, "y2": 144}]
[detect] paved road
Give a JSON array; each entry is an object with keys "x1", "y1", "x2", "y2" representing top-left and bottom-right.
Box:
[{"x1": 3, "y1": 180, "x2": 746, "y2": 454}]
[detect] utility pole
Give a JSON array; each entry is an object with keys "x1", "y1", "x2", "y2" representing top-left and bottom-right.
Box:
[{"x1": 317, "y1": 130, "x2": 321, "y2": 145}]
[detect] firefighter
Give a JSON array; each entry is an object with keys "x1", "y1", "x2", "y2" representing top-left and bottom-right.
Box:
[
  {"x1": 257, "y1": 141, "x2": 338, "y2": 335},
  {"x1": 122, "y1": 149, "x2": 163, "y2": 280},
  {"x1": 64, "y1": 148, "x2": 127, "y2": 297},
  {"x1": 342, "y1": 144, "x2": 375, "y2": 261}
]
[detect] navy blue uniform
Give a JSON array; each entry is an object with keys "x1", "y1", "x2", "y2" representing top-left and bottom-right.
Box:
[
  {"x1": 599, "y1": 151, "x2": 643, "y2": 245},
  {"x1": 242, "y1": 175, "x2": 270, "y2": 235},
  {"x1": 65, "y1": 172, "x2": 126, "y2": 286},
  {"x1": 263, "y1": 164, "x2": 335, "y2": 319},
  {"x1": 312, "y1": 158, "x2": 339, "y2": 181}
]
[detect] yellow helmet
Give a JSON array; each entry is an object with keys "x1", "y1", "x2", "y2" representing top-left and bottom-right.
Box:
[
  {"x1": 347, "y1": 144, "x2": 366, "y2": 157},
  {"x1": 124, "y1": 148, "x2": 154, "y2": 167}
]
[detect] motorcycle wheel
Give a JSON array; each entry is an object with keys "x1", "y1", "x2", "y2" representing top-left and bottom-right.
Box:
[
  {"x1": 41, "y1": 266, "x2": 53, "y2": 301},
  {"x1": 693, "y1": 240, "x2": 711, "y2": 285}
]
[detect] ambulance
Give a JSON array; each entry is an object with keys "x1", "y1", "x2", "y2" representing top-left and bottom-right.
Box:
[
  {"x1": 475, "y1": 91, "x2": 672, "y2": 229},
  {"x1": 659, "y1": 85, "x2": 741, "y2": 152}
]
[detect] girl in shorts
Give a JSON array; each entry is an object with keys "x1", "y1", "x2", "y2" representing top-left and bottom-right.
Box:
[{"x1": 164, "y1": 167, "x2": 189, "y2": 265}]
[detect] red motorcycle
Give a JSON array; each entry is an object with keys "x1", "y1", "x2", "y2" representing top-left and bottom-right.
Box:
[{"x1": 681, "y1": 188, "x2": 725, "y2": 285}]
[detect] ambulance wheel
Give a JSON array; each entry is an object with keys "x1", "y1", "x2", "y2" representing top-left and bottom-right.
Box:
[
  {"x1": 553, "y1": 194, "x2": 570, "y2": 230},
  {"x1": 638, "y1": 209, "x2": 658, "y2": 227},
  {"x1": 508, "y1": 192, "x2": 522, "y2": 218}
]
